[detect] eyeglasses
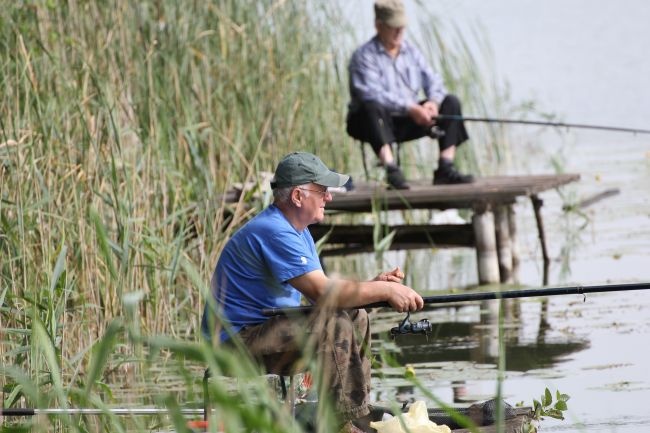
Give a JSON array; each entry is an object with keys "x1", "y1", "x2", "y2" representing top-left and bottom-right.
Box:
[{"x1": 297, "y1": 187, "x2": 330, "y2": 198}]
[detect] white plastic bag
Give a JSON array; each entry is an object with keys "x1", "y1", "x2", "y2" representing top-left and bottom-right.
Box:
[{"x1": 369, "y1": 401, "x2": 451, "y2": 433}]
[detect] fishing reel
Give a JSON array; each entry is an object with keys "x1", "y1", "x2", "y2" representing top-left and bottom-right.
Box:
[
  {"x1": 429, "y1": 125, "x2": 446, "y2": 138},
  {"x1": 390, "y1": 312, "x2": 432, "y2": 338}
]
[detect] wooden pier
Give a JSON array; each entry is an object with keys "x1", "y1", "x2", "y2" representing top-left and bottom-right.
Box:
[{"x1": 309, "y1": 174, "x2": 580, "y2": 285}]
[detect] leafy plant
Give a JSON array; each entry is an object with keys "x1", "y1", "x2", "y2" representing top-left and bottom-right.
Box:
[{"x1": 533, "y1": 387, "x2": 570, "y2": 420}]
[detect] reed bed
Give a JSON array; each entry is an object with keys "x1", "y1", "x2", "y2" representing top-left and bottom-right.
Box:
[
  {"x1": 1, "y1": 1, "x2": 519, "y2": 431},
  {"x1": 1, "y1": 0, "x2": 347, "y2": 352}
]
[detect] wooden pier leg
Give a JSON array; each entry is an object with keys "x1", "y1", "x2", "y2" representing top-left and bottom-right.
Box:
[
  {"x1": 507, "y1": 206, "x2": 520, "y2": 283},
  {"x1": 531, "y1": 195, "x2": 550, "y2": 285},
  {"x1": 360, "y1": 142, "x2": 370, "y2": 181},
  {"x1": 494, "y1": 205, "x2": 514, "y2": 284},
  {"x1": 472, "y1": 205, "x2": 500, "y2": 284}
]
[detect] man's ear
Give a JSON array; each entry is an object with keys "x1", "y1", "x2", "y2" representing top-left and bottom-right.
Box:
[{"x1": 291, "y1": 187, "x2": 302, "y2": 207}]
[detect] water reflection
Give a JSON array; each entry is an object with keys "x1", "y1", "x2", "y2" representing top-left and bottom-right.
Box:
[{"x1": 371, "y1": 298, "x2": 589, "y2": 404}]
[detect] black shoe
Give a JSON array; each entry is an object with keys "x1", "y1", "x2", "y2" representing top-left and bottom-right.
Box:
[
  {"x1": 343, "y1": 176, "x2": 355, "y2": 191},
  {"x1": 386, "y1": 165, "x2": 410, "y2": 190},
  {"x1": 433, "y1": 162, "x2": 474, "y2": 185}
]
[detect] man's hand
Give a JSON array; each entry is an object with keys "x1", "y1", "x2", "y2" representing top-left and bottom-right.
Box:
[
  {"x1": 387, "y1": 284, "x2": 424, "y2": 313},
  {"x1": 374, "y1": 266, "x2": 405, "y2": 282},
  {"x1": 408, "y1": 101, "x2": 438, "y2": 127},
  {"x1": 407, "y1": 104, "x2": 432, "y2": 126},
  {"x1": 374, "y1": 267, "x2": 422, "y2": 312},
  {"x1": 422, "y1": 100, "x2": 439, "y2": 119}
]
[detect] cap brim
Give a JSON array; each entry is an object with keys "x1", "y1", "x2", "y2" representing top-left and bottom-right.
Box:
[
  {"x1": 314, "y1": 170, "x2": 350, "y2": 188},
  {"x1": 385, "y1": 16, "x2": 406, "y2": 27}
]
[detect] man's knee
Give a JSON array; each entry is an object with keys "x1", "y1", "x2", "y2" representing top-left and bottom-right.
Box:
[
  {"x1": 326, "y1": 310, "x2": 368, "y2": 340},
  {"x1": 440, "y1": 94, "x2": 462, "y2": 114},
  {"x1": 348, "y1": 101, "x2": 392, "y2": 130},
  {"x1": 347, "y1": 103, "x2": 395, "y2": 154},
  {"x1": 353, "y1": 309, "x2": 369, "y2": 333}
]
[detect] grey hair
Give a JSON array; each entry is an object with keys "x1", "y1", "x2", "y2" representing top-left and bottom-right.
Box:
[
  {"x1": 273, "y1": 184, "x2": 313, "y2": 204},
  {"x1": 273, "y1": 185, "x2": 296, "y2": 203}
]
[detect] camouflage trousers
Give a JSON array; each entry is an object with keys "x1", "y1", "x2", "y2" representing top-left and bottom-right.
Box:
[{"x1": 237, "y1": 309, "x2": 371, "y2": 421}]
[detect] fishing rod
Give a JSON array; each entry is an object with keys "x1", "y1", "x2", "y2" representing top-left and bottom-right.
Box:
[
  {"x1": 0, "y1": 407, "x2": 205, "y2": 417},
  {"x1": 262, "y1": 282, "x2": 650, "y2": 317},
  {"x1": 434, "y1": 114, "x2": 650, "y2": 135}
]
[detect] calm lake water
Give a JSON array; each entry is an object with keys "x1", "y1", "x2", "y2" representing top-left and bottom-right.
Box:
[{"x1": 335, "y1": 1, "x2": 650, "y2": 432}]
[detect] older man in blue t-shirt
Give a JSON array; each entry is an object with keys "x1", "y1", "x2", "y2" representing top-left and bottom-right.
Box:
[{"x1": 202, "y1": 151, "x2": 423, "y2": 433}]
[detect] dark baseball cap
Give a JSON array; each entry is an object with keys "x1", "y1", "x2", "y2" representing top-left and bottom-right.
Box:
[{"x1": 270, "y1": 152, "x2": 350, "y2": 189}]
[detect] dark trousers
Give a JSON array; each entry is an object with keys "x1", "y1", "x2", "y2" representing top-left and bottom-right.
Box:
[
  {"x1": 234, "y1": 309, "x2": 371, "y2": 422},
  {"x1": 346, "y1": 94, "x2": 469, "y2": 157}
]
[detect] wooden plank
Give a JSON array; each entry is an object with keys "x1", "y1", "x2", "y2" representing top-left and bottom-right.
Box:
[
  {"x1": 326, "y1": 174, "x2": 580, "y2": 212},
  {"x1": 309, "y1": 223, "x2": 474, "y2": 257},
  {"x1": 344, "y1": 174, "x2": 579, "y2": 193},
  {"x1": 217, "y1": 174, "x2": 580, "y2": 211}
]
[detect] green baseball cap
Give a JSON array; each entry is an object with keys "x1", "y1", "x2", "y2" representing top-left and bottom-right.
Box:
[{"x1": 270, "y1": 152, "x2": 350, "y2": 189}]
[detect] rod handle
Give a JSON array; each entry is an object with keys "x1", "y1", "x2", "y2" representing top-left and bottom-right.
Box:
[{"x1": 1, "y1": 407, "x2": 36, "y2": 416}]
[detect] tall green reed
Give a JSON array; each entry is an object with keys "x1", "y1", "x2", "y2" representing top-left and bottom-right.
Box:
[
  {"x1": 1, "y1": 1, "x2": 354, "y2": 430},
  {"x1": 1, "y1": 0, "x2": 528, "y2": 431},
  {"x1": 1, "y1": 0, "x2": 348, "y2": 359}
]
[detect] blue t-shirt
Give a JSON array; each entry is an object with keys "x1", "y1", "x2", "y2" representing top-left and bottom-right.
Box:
[{"x1": 201, "y1": 204, "x2": 321, "y2": 342}]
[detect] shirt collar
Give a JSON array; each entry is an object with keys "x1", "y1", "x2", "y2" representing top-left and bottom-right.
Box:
[{"x1": 371, "y1": 34, "x2": 410, "y2": 57}]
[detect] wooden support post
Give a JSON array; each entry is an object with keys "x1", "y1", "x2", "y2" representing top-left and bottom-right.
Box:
[
  {"x1": 494, "y1": 205, "x2": 514, "y2": 284},
  {"x1": 507, "y1": 206, "x2": 520, "y2": 283},
  {"x1": 359, "y1": 142, "x2": 370, "y2": 180},
  {"x1": 531, "y1": 195, "x2": 550, "y2": 285},
  {"x1": 472, "y1": 205, "x2": 500, "y2": 284}
]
